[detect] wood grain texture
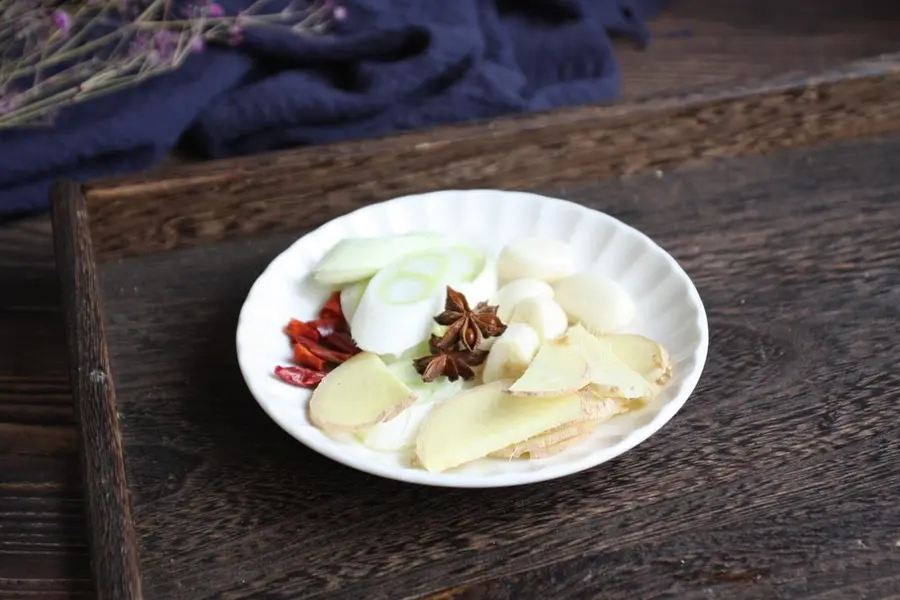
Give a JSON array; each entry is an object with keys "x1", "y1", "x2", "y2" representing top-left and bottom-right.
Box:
[
  {"x1": 81, "y1": 49, "x2": 900, "y2": 260},
  {"x1": 0, "y1": 215, "x2": 94, "y2": 600},
  {"x1": 74, "y1": 134, "x2": 900, "y2": 599},
  {"x1": 50, "y1": 184, "x2": 143, "y2": 600},
  {"x1": 28, "y1": 1, "x2": 900, "y2": 596},
  {"x1": 619, "y1": 0, "x2": 900, "y2": 100},
  {"x1": 76, "y1": 0, "x2": 900, "y2": 261}
]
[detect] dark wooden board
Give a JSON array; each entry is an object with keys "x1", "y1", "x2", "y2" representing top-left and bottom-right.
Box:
[
  {"x1": 45, "y1": 1, "x2": 900, "y2": 597},
  {"x1": 83, "y1": 48, "x2": 900, "y2": 261},
  {"x1": 0, "y1": 216, "x2": 94, "y2": 599},
  {"x1": 51, "y1": 185, "x2": 142, "y2": 600},
  {"x1": 618, "y1": 0, "x2": 900, "y2": 100},
  {"x1": 56, "y1": 134, "x2": 900, "y2": 599}
]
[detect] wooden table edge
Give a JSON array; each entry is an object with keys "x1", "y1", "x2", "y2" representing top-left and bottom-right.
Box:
[
  {"x1": 75, "y1": 50, "x2": 900, "y2": 261},
  {"x1": 50, "y1": 182, "x2": 144, "y2": 600}
]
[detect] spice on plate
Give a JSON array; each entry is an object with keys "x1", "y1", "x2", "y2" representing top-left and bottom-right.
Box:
[
  {"x1": 434, "y1": 286, "x2": 506, "y2": 351},
  {"x1": 318, "y1": 291, "x2": 344, "y2": 320},
  {"x1": 411, "y1": 286, "x2": 507, "y2": 383},
  {"x1": 274, "y1": 366, "x2": 326, "y2": 389},
  {"x1": 413, "y1": 335, "x2": 488, "y2": 383},
  {"x1": 284, "y1": 318, "x2": 321, "y2": 343},
  {"x1": 275, "y1": 292, "x2": 361, "y2": 389},
  {"x1": 319, "y1": 331, "x2": 358, "y2": 354},
  {"x1": 292, "y1": 342, "x2": 326, "y2": 371}
]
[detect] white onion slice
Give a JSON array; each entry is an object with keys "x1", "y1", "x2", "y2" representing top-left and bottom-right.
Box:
[
  {"x1": 350, "y1": 250, "x2": 451, "y2": 356},
  {"x1": 339, "y1": 279, "x2": 368, "y2": 323}
]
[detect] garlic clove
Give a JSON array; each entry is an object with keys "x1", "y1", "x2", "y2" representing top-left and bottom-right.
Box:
[
  {"x1": 508, "y1": 296, "x2": 568, "y2": 342},
  {"x1": 490, "y1": 278, "x2": 554, "y2": 322},
  {"x1": 482, "y1": 323, "x2": 541, "y2": 384},
  {"x1": 553, "y1": 273, "x2": 635, "y2": 333},
  {"x1": 497, "y1": 237, "x2": 577, "y2": 283}
]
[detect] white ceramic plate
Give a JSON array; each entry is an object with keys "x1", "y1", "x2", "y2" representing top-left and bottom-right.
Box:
[{"x1": 236, "y1": 190, "x2": 708, "y2": 488}]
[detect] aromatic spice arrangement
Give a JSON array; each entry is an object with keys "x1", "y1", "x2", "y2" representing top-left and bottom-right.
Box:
[{"x1": 274, "y1": 232, "x2": 673, "y2": 473}]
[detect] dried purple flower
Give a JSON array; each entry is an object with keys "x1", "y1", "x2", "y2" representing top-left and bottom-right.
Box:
[
  {"x1": 227, "y1": 27, "x2": 243, "y2": 46},
  {"x1": 128, "y1": 32, "x2": 152, "y2": 55},
  {"x1": 1, "y1": 0, "x2": 337, "y2": 129},
  {"x1": 0, "y1": 97, "x2": 16, "y2": 116},
  {"x1": 52, "y1": 9, "x2": 72, "y2": 35},
  {"x1": 153, "y1": 30, "x2": 178, "y2": 59}
]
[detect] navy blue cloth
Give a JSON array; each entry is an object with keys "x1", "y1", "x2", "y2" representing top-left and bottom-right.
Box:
[{"x1": 0, "y1": 0, "x2": 666, "y2": 214}]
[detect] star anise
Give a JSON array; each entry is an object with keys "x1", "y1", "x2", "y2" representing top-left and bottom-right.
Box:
[
  {"x1": 413, "y1": 335, "x2": 488, "y2": 383},
  {"x1": 435, "y1": 286, "x2": 507, "y2": 351}
]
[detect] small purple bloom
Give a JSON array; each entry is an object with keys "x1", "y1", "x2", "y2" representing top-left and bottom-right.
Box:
[
  {"x1": 153, "y1": 31, "x2": 177, "y2": 59},
  {"x1": 227, "y1": 25, "x2": 243, "y2": 46},
  {"x1": 332, "y1": 5, "x2": 347, "y2": 21},
  {"x1": 208, "y1": 2, "x2": 224, "y2": 17},
  {"x1": 52, "y1": 9, "x2": 72, "y2": 35},
  {"x1": 190, "y1": 36, "x2": 205, "y2": 53},
  {"x1": 128, "y1": 32, "x2": 152, "y2": 55}
]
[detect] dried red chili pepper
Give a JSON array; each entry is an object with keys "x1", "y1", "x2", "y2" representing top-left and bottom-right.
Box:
[
  {"x1": 309, "y1": 317, "x2": 348, "y2": 336},
  {"x1": 320, "y1": 331, "x2": 360, "y2": 355},
  {"x1": 284, "y1": 318, "x2": 321, "y2": 343},
  {"x1": 292, "y1": 343, "x2": 326, "y2": 371},
  {"x1": 304, "y1": 340, "x2": 353, "y2": 365},
  {"x1": 277, "y1": 293, "x2": 360, "y2": 388},
  {"x1": 319, "y1": 291, "x2": 343, "y2": 320},
  {"x1": 274, "y1": 365, "x2": 325, "y2": 389}
]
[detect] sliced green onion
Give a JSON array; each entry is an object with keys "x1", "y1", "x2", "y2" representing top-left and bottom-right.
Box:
[
  {"x1": 313, "y1": 232, "x2": 446, "y2": 286},
  {"x1": 339, "y1": 279, "x2": 369, "y2": 323},
  {"x1": 350, "y1": 250, "x2": 451, "y2": 356}
]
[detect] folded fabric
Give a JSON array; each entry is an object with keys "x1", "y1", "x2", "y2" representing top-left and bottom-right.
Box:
[
  {"x1": 0, "y1": 49, "x2": 252, "y2": 214},
  {"x1": 0, "y1": 0, "x2": 667, "y2": 215}
]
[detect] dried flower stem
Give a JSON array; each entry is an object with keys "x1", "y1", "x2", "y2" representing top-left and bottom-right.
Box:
[{"x1": 0, "y1": 0, "x2": 343, "y2": 129}]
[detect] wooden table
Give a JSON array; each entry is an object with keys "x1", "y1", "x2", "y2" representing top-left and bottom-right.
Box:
[
  {"x1": 0, "y1": 215, "x2": 94, "y2": 598},
  {"x1": 3, "y1": 133, "x2": 900, "y2": 599},
  {"x1": 3, "y1": 0, "x2": 900, "y2": 595}
]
